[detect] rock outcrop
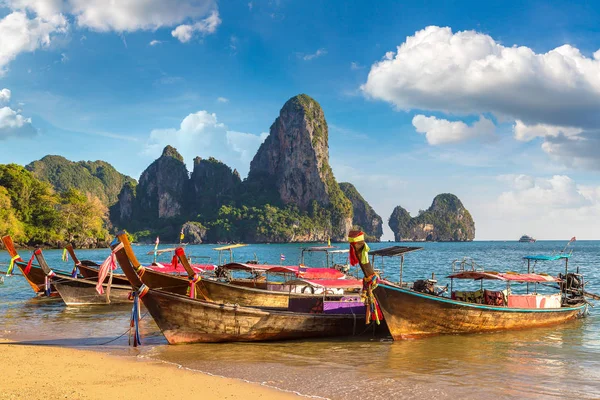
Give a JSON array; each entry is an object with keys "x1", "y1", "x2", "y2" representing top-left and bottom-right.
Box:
[
  {"x1": 339, "y1": 182, "x2": 383, "y2": 241},
  {"x1": 246, "y1": 94, "x2": 353, "y2": 240},
  {"x1": 26, "y1": 155, "x2": 135, "y2": 205},
  {"x1": 189, "y1": 157, "x2": 241, "y2": 217},
  {"x1": 388, "y1": 194, "x2": 475, "y2": 241},
  {"x1": 181, "y1": 221, "x2": 207, "y2": 244},
  {"x1": 136, "y1": 145, "x2": 188, "y2": 220}
]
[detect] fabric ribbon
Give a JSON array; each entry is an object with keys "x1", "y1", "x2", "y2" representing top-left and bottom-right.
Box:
[
  {"x1": 62, "y1": 248, "x2": 68, "y2": 262},
  {"x1": 361, "y1": 273, "x2": 382, "y2": 325},
  {"x1": 171, "y1": 254, "x2": 179, "y2": 270},
  {"x1": 348, "y1": 232, "x2": 370, "y2": 266},
  {"x1": 45, "y1": 269, "x2": 56, "y2": 297},
  {"x1": 22, "y1": 253, "x2": 36, "y2": 275},
  {"x1": 96, "y1": 243, "x2": 124, "y2": 295},
  {"x1": 129, "y1": 284, "x2": 149, "y2": 347},
  {"x1": 71, "y1": 262, "x2": 81, "y2": 278},
  {"x1": 188, "y1": 274, "x2": 202, "y2": 299},
  {"x1": 6, "y1": 255, "x2": 20, "y2": 276}
]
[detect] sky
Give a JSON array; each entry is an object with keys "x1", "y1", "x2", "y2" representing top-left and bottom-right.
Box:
[{"x1": 1, "y1": 0, "x2": 600, "y2": 241}]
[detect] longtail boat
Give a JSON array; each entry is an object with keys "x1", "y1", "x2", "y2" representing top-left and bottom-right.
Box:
[
  {"x1": 33, "y1": 247, "x2": 132, "y2": 306},
  {"x1": 116, "y1": 234, "x2": 361, "y2": 309},
  {"x1": 65, "y1": 244, "x2": 131, "y2": 286},
  {"x1": 1, "y1": 235, "x2": 64, "y2": 296},
  {"x1": 115, "y1": 232, "x2": 383, "y2": 343},
  {"x1": 348, "y1": 231, "x2": 590, "y2": 340}
]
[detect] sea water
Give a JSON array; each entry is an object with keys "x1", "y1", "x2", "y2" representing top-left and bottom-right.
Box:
[{"x1": 1, "y1": 241, "x2": 599, "y2": 399}]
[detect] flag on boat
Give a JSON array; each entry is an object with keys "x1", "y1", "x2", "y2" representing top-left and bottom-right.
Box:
[
  {"x1": 299, "y1": 264, "x2": 307, "y2": 274},
  {"x1": 180, "y1": 229, "x2": 185, "y2": 241},
  {"x1": 570, "y1": 236, "x2": 576, "y2": 243},
  {"x1": 327, "y1": 237, "x2": 331, "y2": 246},
  {"x1": 154, "y1": 237, "x2": 160, "y2": 250},
  {"x1": 280, "y1": 254, "x2": 285, "y2": 261}
]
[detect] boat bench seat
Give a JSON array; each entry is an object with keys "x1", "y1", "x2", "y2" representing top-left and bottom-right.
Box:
[{"x1": 452, "y1": 290, "x2": 484, "y2": 304}]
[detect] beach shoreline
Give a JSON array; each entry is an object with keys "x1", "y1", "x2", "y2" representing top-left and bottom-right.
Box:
[{"x1": 0, "y1": 339, "x2": 299, "y2": 400}]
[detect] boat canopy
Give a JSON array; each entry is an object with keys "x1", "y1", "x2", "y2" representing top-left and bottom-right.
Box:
[
  {"x1": 447, "y1": 271, "x2": 560, "y2": 283},
  {"x1": 220, "y1": 263, "x2": 345, "y2": 279},
  {"x1": 283, "y1": 278, "x2": 362, "y2": 289},
  {"x1": 370, "y1": 246, "x2": 423, "y2": 257},
  {"x1": 523, "y1": 254, "x2": 571, "y2": 261},
  {"x1": 302, "y1": 246, "x2": 347, "y2": 253},
  {"x1": 213, "y1": 244, "x2": 248, "y2": 251}
]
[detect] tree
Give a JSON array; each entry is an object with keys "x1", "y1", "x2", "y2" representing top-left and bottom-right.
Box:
[
  {"x1": 0, "y1": 186, "x2": 25, "y2": 242},
  {"x1": 59, "y1": 189, "x2": 108, "y2": 243}
]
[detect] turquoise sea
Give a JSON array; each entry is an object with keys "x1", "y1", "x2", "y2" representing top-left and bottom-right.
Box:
[{"x1": 1, "y1": 241, "x2": 599, "y2": 399}]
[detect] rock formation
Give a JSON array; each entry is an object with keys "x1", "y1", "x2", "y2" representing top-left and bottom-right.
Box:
[
  {"x1": 246, "y1": 94, "x2": 352, "y2": 240},
  {"x1": 189, "y1": 156, "x2": 241, "y2": 217},
  {"x1": 136, "y1": 145, "x2": 188, "y2": 220},
  {"x1": 339, "y1": 182, "x2": 383, "y2": 241},
  {"x1": 388, "y1": 194, "x2": 475, "y2": 241},
  {"x1": 181, "y1": 221, "x2": 207, "y2": 244}
]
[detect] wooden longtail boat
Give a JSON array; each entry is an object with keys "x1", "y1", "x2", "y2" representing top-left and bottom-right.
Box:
[
  {"x1": 115, "y1": 232, "x2": 383, "y2": 343},
  {"x1": 348, "y1": 231, "x2": 589, "y2": 340},
  {"x1": 65, "y1": 244, "x2": 131, "y2": 286},
  {"x1": 1, "y1": 235, "x2": 62, "y2": 296},
  {"x1": 116, "y1": 234, "x2": 361, "y2": 308},
  {"x1": 33, "y1": 247, "x2": 132, "y2": 306}
]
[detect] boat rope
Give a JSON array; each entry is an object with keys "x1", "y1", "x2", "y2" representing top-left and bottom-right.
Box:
[
  {"x1": 96, "y1": 243, "x2": 124, "y2": 295},
  {"x1": 6, "y1": 255, "x2": 20, "y2": 276},
  {"x1": 129, "y1": 284, "x2": 149, "y2": 347}
]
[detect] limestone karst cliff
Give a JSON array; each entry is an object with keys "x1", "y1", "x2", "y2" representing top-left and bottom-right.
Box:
[{"x1": 339, "y1": 182, "x2": 383, "y2": 241}]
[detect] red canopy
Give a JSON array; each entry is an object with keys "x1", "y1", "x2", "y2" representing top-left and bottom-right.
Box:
[
  {"x1": 221, "y1": 263, "x2": 345, "y2": 279},
  {"x1": 447, "y1": 271, "x2": 560, "y2": 283},
  {"x1": 284, "y1": 278, "x2": 362, "y2": 289}
]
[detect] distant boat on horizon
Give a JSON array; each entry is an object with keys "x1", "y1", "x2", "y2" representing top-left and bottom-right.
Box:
[{"x1": 519, "y1": 234, "x2": 536, "y2": 243}]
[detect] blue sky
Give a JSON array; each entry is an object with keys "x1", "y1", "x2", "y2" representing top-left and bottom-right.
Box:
[{"x1": 1, "y1": 0, "x2": 600, "y2": 240}]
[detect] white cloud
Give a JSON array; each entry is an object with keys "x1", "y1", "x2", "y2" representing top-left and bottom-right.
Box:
[
  {"x1": 0, "y1": 106, "x2": 37, "y2": 139},
  {"x1": 0, "y1": 11, "x2": 68, "y2": 75},
  {"x1": 69, "y1": 0, "x2": 216, "y2": 32},
  {"x1": 217, "y1": 97, "x2": 229, "y2": 103},
  {"x1": 412, "y1": 114, "x2": 495, "y2": 145},
  {"x1": 149, "y1": 40, "x2": 163, "y2": 46},
  {"x1": 362, "y1": 26, "x2": 600, "y2": 129},
  {"x1": 513, "y1": 120, "x2": 583, "y2": 142},
  {"x1": 144, "y1": 110, "x2": 267, "y2": 177},
  {"x1": 4, "y1": 0, "x2": 66, "y2": 19},
  {"x1": 350, "y1": 62, "x2": 364, "y2": 70},
  {"x1": 541, "y1": 131, "x2": 600, "y2": 170},
  {"x1": 171, "y1": 10, "x2": 221, "y2": 43},
  {"x1": 0, "y1": 89, "x2": 11, "y2": 104},
  {"x1": 302, "y1": 48, "x2": 327, "y2": 61}
]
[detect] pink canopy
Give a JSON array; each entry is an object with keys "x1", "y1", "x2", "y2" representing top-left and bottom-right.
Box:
[
  {"x1": 284, "y1": 278, "x2": 362, "y2": 289},
  {"x1": 447, "y1": 271, "x2": 560, "y2": 283},
  {"x1": 221, "y1": 263, "x2": 345, "y2": 279}
]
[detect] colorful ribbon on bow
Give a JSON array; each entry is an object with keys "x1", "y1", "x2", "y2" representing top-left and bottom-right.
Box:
[
  {"x1": 348, "y1": 231, "x2": 370, "y2": 266},
  {"x1": 22, "y1": 253, "x2": 35, "y2": 275},
  {"x1": 62, "y1": 248, "x2": 68, "y2": 262},
  {"x1": 45, "y1": 270, "x2": 56, "y2": 297},
  {"x1": 189, "y1": 274, "x2": 202, "y2": 299},
  {"x1": 96, "y1": 243, "x2": 124, "y2": 295},
  {"x1": 71, "y1": 262, "x2": 80, "y2": 278},
  {"x1": 6, "y1": 255, "x2": 20, "y2": 276},
  {"x1": 129, "y1": 284, "x2": 149, "y2": 347},
  {"x1": 361, "y1": 273, "x2": 382, "y2": 325}
]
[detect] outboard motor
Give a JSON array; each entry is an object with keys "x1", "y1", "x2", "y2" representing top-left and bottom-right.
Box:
[
  {"x1": 559, "y1": 272, "x2": 585, "y2": 305},
  {"x1": 413, "y1": 279, "x2": 437, "y2": 295}
]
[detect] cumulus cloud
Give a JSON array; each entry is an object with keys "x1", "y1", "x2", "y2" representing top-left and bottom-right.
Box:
[
  {"x1": 144, "y1": 110, "x2": 267, "y2": 177},
  {"x1": 0, "y1": 89, "x2": 11, "y2": 104},
  {"x1": 171, "y1": 10, "x2": 221, "y2": 43},
  {"x1": 0, "y1": 106, "x2": 37, "y2": 139},
  {"x1": 412, "y1": 114, "x2": 495, "y2": 145},
  {"x1": 541, "y1": 131, "x2": 600, "y2": 170},
  {"x1": 302, "y1": 48, "x2": 327, "y2": 61},
  {"x1": 217, "y1": 97, "x2": 229, "y2": 103},
  {"x1": 149, "y1": 40, "x2": 163, "y2": 46},
  {"x1": 0, "y1": 11, "x2": 68, "y2": 75},
  {"x1": 362, "y1": 26, "x2": 600, "y2": 129},
  {"x1": 513, "y1": 120, "x2": 582, "y2": 142}
]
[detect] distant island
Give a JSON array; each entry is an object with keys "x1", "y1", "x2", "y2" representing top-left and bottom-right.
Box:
[
  {"x1": 0, "y1": 94, "x2": 476, "y2": 247},
  {"x1": 388, "y1": 194, "x2": 475, "y2": 242}
]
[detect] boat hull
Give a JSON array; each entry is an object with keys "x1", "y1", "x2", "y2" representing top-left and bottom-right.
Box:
[
  {"x1": 141, "y1": 289, "x2": 378, "y2": 344},
  {"x1": 17, "y1": 264, "x2": 58, "y2": 296},
  {"x1": 53, "y1": 277, "x2": 132, "y2": 306},
  {"x1": 375, "y1": 284, "x2": 586, "y2": 340}
]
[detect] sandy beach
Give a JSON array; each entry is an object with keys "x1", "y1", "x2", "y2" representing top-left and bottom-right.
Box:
[{"x1": 0, "y1": 340, "x2": 297, "y2": 400}]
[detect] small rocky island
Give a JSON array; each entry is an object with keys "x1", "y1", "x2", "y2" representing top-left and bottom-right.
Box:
[{"x1": 388, "y1": 193, "x2": 475, "y2": 241}]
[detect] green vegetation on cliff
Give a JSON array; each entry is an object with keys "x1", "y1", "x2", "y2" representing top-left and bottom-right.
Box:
[
  {"x1": 0, "y1": 164, "x2": 109, "y2": 246},
  {"x1": 339, "y1": 182, "x2": 383, "y2": 241},
  {"x1": 26, "y1": 155, "x2": 135, "y2": 205},
  {"x1": 388, "y1": 193, "x2": 475, "y2": 242}
]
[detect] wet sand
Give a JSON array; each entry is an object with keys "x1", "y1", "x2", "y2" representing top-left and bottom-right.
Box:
[{"x1": 0, "y1": 339, "x2": 297, "y2": 400}]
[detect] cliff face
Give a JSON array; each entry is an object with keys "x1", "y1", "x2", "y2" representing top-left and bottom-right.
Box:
[
  {"x1": 189, "y1": 157, "x2": 241, "y2": 217},
  {"x1": 388, "y1": 194, "x2": 475, "y2": 241},
  {"x1": 339, "y1": 182, "x2": 383, "y2": 241},
  {"x1": 246, "y1": 94, "x2": 352, "y2": 240},
  {"x1": 26, "y1": 155, "x2": 135, "y2": 205},
  {"x1": 136, "y1": 145, "x2": 188, "y2": 220}
]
